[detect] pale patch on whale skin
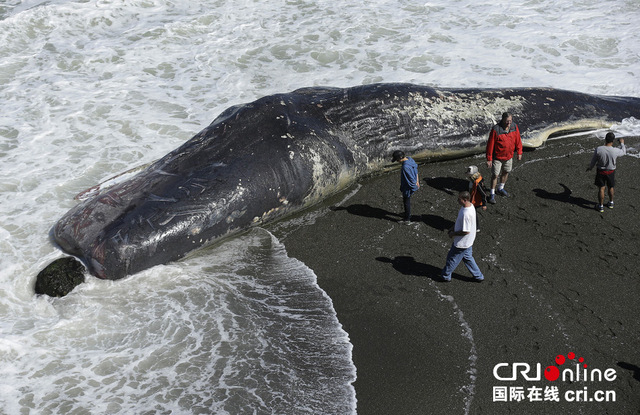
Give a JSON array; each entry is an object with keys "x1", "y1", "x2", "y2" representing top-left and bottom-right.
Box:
[{"x1": 49, "y1": 83, "x2": 640, "y2": 280}]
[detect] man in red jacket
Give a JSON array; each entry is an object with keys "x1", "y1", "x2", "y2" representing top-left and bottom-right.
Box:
[{"x1": 485, "y1": 112, "x2": 523, "y2": 204}]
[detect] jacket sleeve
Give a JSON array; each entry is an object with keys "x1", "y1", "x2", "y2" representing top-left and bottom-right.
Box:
[
  {"x1": 515, "y1": 125, "x2": 523, "y2": 156},
  {"x1": 486, "y1": 128, "x2": 496, "y2": 161}
]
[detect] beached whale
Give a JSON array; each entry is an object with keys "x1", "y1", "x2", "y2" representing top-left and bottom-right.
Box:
[{"x1": 38, "y1": 84, "x2": 640, "y2": 294}]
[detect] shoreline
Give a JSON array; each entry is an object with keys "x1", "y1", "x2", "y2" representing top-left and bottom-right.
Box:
[{"x1": 278, "y1": 134, "x2": 640, "y2": 414}]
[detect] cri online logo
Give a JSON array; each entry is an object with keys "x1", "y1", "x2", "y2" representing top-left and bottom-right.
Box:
[
  {"x1": 545, "y1": 352, "x2": 583, "y2": 381},
  {"x1": 494, "y1": 352, "x2": 617, "y2": 382}
]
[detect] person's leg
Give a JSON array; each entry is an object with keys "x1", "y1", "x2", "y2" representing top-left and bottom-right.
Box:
[
  {"x1": 491, "y1": 160, "x2": 502, "y2": 191},
  {"x1": 441, "y1": 246, "x2": 464, "y2": 281},
  {"x1": 496, "y1": 159, "x2": 512, "y2": 196},
  {"x1": 489, "y1": 161, "x2": 501, "y2": 203},
  {"x1": 490, "y1": 175, "x2": 498, "y2": 192},
  {"x1": 598, "y1": 186, "x2": 605, "y2": 206},
  {"x1": 594, "y1": 173, "x2": 605, "y2": 210},
  {"x1": 607, "y1": 173, "x2": 616, "y2": 208},
  {"x1": 499, "y1": 171, "x2": 509, "y2": 186},
  {"x1": 462, "y1": 246, "x2": 484, "y2": 281},
  {"x1": 402, "y1": 193, "x2": 411, "y2": 221}
]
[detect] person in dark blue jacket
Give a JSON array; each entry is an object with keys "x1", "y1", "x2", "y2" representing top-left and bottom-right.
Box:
[{"x1": 392, "y1": 150, "x2": 420, "y2": 222}]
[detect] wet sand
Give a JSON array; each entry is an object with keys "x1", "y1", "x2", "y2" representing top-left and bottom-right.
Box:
[{"x1": 277, "y1": 134, "x2": 640, "y2": 414}]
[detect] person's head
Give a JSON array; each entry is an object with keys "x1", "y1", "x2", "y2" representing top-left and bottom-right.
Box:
[
  {"x1": 605, "y1": 132, "x2": 615, "y2": 144},
  {"x1": 500, "y1": 112, "x2": 513, "y2": 129},
  {"x1": 465, "y1": 165, "x2": 478, "y2": 178},
  {"x1": 458, "y1": 191, "x2": 471, "y2": 205},
  {"x1": 391, "y1": 150, "x2": 406, "y2": 163}
]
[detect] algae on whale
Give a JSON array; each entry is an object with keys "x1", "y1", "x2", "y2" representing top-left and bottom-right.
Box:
[{"x1": 36, "y1": 83, "x2": 640, "y2": 296}]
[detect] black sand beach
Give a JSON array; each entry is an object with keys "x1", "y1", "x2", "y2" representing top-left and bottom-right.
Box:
[{"x1": 276, "y1": 134, "x2": 640, "y2": 414}]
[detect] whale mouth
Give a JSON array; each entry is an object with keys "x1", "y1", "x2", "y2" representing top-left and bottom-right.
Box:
[{"x1": 35, "y1": 257, "x2": 86, "y2": 297}]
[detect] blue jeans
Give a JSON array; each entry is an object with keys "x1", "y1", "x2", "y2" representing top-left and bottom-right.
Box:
[
  {"x1": 441, "y1": 245, "x2": 484, "y2": 281},
  {"x1": 402, "y1": 190, "x2": 414, "y2": 221}
]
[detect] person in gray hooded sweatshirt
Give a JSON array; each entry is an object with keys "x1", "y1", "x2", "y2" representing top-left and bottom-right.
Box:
[{"x1": 587, "y1": 132, "x2": 626, "y2": 212}]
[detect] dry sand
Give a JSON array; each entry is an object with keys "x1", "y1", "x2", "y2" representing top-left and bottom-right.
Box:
[{"x1": 275, "y1": 133, "x2": 640, "y2": 414}]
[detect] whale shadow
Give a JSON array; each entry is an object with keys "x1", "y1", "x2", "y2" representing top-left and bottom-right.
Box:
[
  {"x1": 532, "y1": 183, "x2": 594, "y2": 209},
  {"x1": 426, "y1": 177, "x2": 468, "y2": 195},
  {"x1": 332, "y1": 204, "x2": 401, "y2": 222}
]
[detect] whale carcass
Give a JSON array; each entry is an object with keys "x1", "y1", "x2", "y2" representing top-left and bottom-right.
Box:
[{"x1": 48, "y1": 83, "x2": 640, "y2": 283}]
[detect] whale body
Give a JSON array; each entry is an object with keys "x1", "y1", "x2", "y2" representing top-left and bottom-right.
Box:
[{"x1": 51, "y1": 83, "x2": 640, "y2": 280}]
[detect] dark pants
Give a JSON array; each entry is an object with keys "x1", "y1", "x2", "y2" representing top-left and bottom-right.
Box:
[{"x1": 402, "y1": 191, "x2": 413, "y2": 221}]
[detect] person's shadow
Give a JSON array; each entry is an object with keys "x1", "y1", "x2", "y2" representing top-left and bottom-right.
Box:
[
  {"x1": 532, "y1": 183, "x2": 593, "y2": 209},
  {"x1": 376, "y1": 256, "x2": 440, "y2": 280},
  {"x1": 376, "y1": 256, "x2": 477, "y2": 282},
  {"x1": 422, "y1": 176, "x2": 466, "y2": 230},
  {"x1": 333, "y1": 204, "x2": 455, "y2": 229},
  {"x1": 618, "y1": 362, "x2": 640, "y2": 383},
  {"x1": 426, "y1": 177, "x2": 468, "y2": 195},
  {"x1": 333, "y1": 176, "x2": 467, "y2": 224},
  {"x1": 331, "y1": 204, "x2": 401, "y2": 222},
  {"x1": 423, "y1": 215, "x2": 454, "y2": 231}
]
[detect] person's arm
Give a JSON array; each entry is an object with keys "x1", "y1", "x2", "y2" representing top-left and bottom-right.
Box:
[
  {"x1": 449, "y1": 211, "x2": 473, "y2": 237},
  {"x1": 619, "y1": 139, "x2": 626, "y2": 155},
  {"x1": 448, "y1": 229, "x2": 470, "y2": 237},
  {"x1": 486, "y1": 129, "x2": 496, "y2": 167},
  {"x1": 515, "y1": 125, "x2": 523, "y2": 161}
]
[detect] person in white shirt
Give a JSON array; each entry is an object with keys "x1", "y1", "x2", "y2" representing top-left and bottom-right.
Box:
[{"x1": 440, "y1": 191, "x2": 485, "y2": 282}]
